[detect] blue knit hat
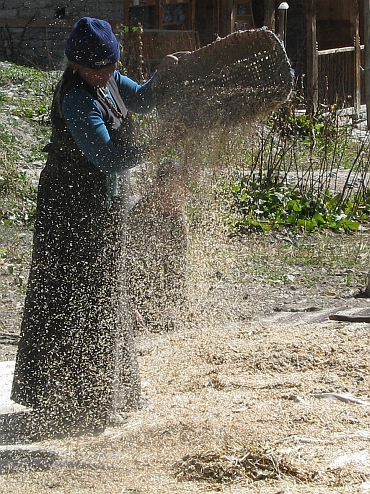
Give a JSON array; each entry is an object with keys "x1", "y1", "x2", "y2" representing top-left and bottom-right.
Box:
[{"x1": 65, "y1": 17, "x2": 120, "y2": 68}]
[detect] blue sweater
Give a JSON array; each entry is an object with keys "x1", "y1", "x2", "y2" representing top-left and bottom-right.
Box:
[{"x1": 62, "y1": 70, "x2": 155, "y2": 175}]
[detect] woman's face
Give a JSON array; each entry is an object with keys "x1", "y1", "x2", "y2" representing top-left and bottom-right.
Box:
[{"x1": 73, "y1": 62, "x2": 118, "y2": 87}]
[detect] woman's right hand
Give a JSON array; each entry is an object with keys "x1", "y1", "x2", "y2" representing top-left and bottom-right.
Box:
[{"x1": 156, "y1": 51, "x2": 191, "y2": 73}]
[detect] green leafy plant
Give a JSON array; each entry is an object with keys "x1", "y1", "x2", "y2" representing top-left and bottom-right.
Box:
[
  {"x1": 219, "y1": 173, "x2": 370, "y2": 234},
  {"x1": 217, "y1": 89, "x2": 370, "y2": 235},
  {"x1": 267, "y1": 96, "x2": 343, "y2": 145}
]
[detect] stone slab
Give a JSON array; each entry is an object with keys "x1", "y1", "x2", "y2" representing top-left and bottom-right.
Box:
[
  {"x1": 257, "y1": 305, "x2": 370, "y2": 326},
  {"x1": 0, "y1": 361, "x2": 26, "y2": 415}
]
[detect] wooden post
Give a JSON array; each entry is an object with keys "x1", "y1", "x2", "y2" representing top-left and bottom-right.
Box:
[
  {"x1": 226, "y1": 0, "x2": 234, "y2": 34},
  {"x1": 264, "y1": 0, "x2": 275, "y2": 31},
  {"x1": 352, "y1": 0, "x2": 361, "y2": 120},
  {"x1": 278, "y1": 2, "x2": 289, "y2": 47},
  {"x1": 364, "y1": 0, "x2": 370, "y2": 129},
  {"x1": 365, "y1": 272, "x2": 370, "y2": 297},
  {"x1": 304, "y1": 0, "x2": 318, "y2": 114}
]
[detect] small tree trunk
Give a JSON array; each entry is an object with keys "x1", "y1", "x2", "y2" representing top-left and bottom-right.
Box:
[
  {"x1": 364, "y1": 0, "x2": 370, "y2": 129},
  {"x1": 365, "y1": 272, "x2": 370, "y2": 297}
]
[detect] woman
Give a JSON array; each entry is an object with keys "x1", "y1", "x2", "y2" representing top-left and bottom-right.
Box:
[{"x1": 11, "y1": 17, "x2": 176, "y2": 437}]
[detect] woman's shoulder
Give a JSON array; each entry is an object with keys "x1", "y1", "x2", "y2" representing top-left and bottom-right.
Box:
[
  {"x1": 61, "y1": 86, "x2": 98, "y2": 119},
  {"x1": 63, "y1": 85, "x2": 95, "y2": 104}
]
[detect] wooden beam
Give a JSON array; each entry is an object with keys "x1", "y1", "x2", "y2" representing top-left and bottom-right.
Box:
[
  {"x1": 365, "y1": 0, "x2": 370, "y2": 129},
  {"x1": 352, "y1": 0, "x2": 361, "y2": 119},
  {"x1": 304, "y1": 0, "x2": 318, "y2": 114},
  {"x1": 264, "y1": 0, "x2": 275, "y2": 31},
  {"x1": 0, "y1": 18, "x2": 76, "y2": 28},
  {"x1": 0, "y1": 18, "x2": 125, "y2": 29},
  {"x1": 224, "y1": 0, "x2": 234, "y2": 35}
]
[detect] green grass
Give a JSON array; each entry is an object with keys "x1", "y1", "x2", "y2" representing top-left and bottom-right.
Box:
[
  {"x1": 0, "y1": 62, "x2": 59, "y2": 224},
  {"x1": 189, "y1": 226, "x2": 369, "y2": 297},
  {"x1": 0, "y1": 224, "x2": 33, "y2": 294},
  {"x1": 0, "y1": 138, "x2": 38, "y2": 224},
  {"x1": 0, "y1": 63, "x2": 58, "y2": 95}
]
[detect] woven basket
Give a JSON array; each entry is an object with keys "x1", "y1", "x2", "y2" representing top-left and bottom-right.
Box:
[{"x1": 153, "y1": 28, "x2": 294, "y2": 132}]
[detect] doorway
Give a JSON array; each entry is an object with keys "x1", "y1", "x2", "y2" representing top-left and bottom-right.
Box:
[{"x1": 195, "y1": 0, "x2": 222, "y2": 46}]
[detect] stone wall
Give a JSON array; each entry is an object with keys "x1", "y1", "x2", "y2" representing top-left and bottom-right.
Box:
[{"x1": 0, "y1": 1, "x2": 125, "y2": 69}]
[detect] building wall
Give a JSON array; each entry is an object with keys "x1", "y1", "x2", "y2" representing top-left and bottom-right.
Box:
[
  {"x1": 1, "y1": 0, "x2": 363, "y2": 71},
  {"x1": 317, "y1": 0, "x2": 352, "y2": 49},
  {"x1": 0, "y1": 1, "x2": 125, "y2": 69}
]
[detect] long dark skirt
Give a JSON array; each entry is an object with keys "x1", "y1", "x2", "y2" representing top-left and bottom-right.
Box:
[{"x1": 11, "y1": 158, "x2": 139, "y2": 433}]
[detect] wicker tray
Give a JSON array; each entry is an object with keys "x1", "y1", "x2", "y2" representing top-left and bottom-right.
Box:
[{"x1": 153, "y1": 28, "x2": 294, "y2": 131}]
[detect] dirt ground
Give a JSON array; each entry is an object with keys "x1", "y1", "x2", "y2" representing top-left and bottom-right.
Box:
[{"x1": 0, "y1": 226, "x2": 370, "y2": 493}]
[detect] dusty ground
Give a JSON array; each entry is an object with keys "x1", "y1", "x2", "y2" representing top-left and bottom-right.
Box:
[{"x1": 0, "y1": 225, "x2": 370, "y2": 493}]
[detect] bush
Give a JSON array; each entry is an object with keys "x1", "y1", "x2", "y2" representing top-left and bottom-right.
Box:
[{"x1": 218, "y1": 100, "x2": 370, "y2": 234}]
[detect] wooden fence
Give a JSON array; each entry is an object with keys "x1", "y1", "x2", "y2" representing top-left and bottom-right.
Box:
[{"x1": 317, "y1": 45, "x2": 364, "y2": 114}]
